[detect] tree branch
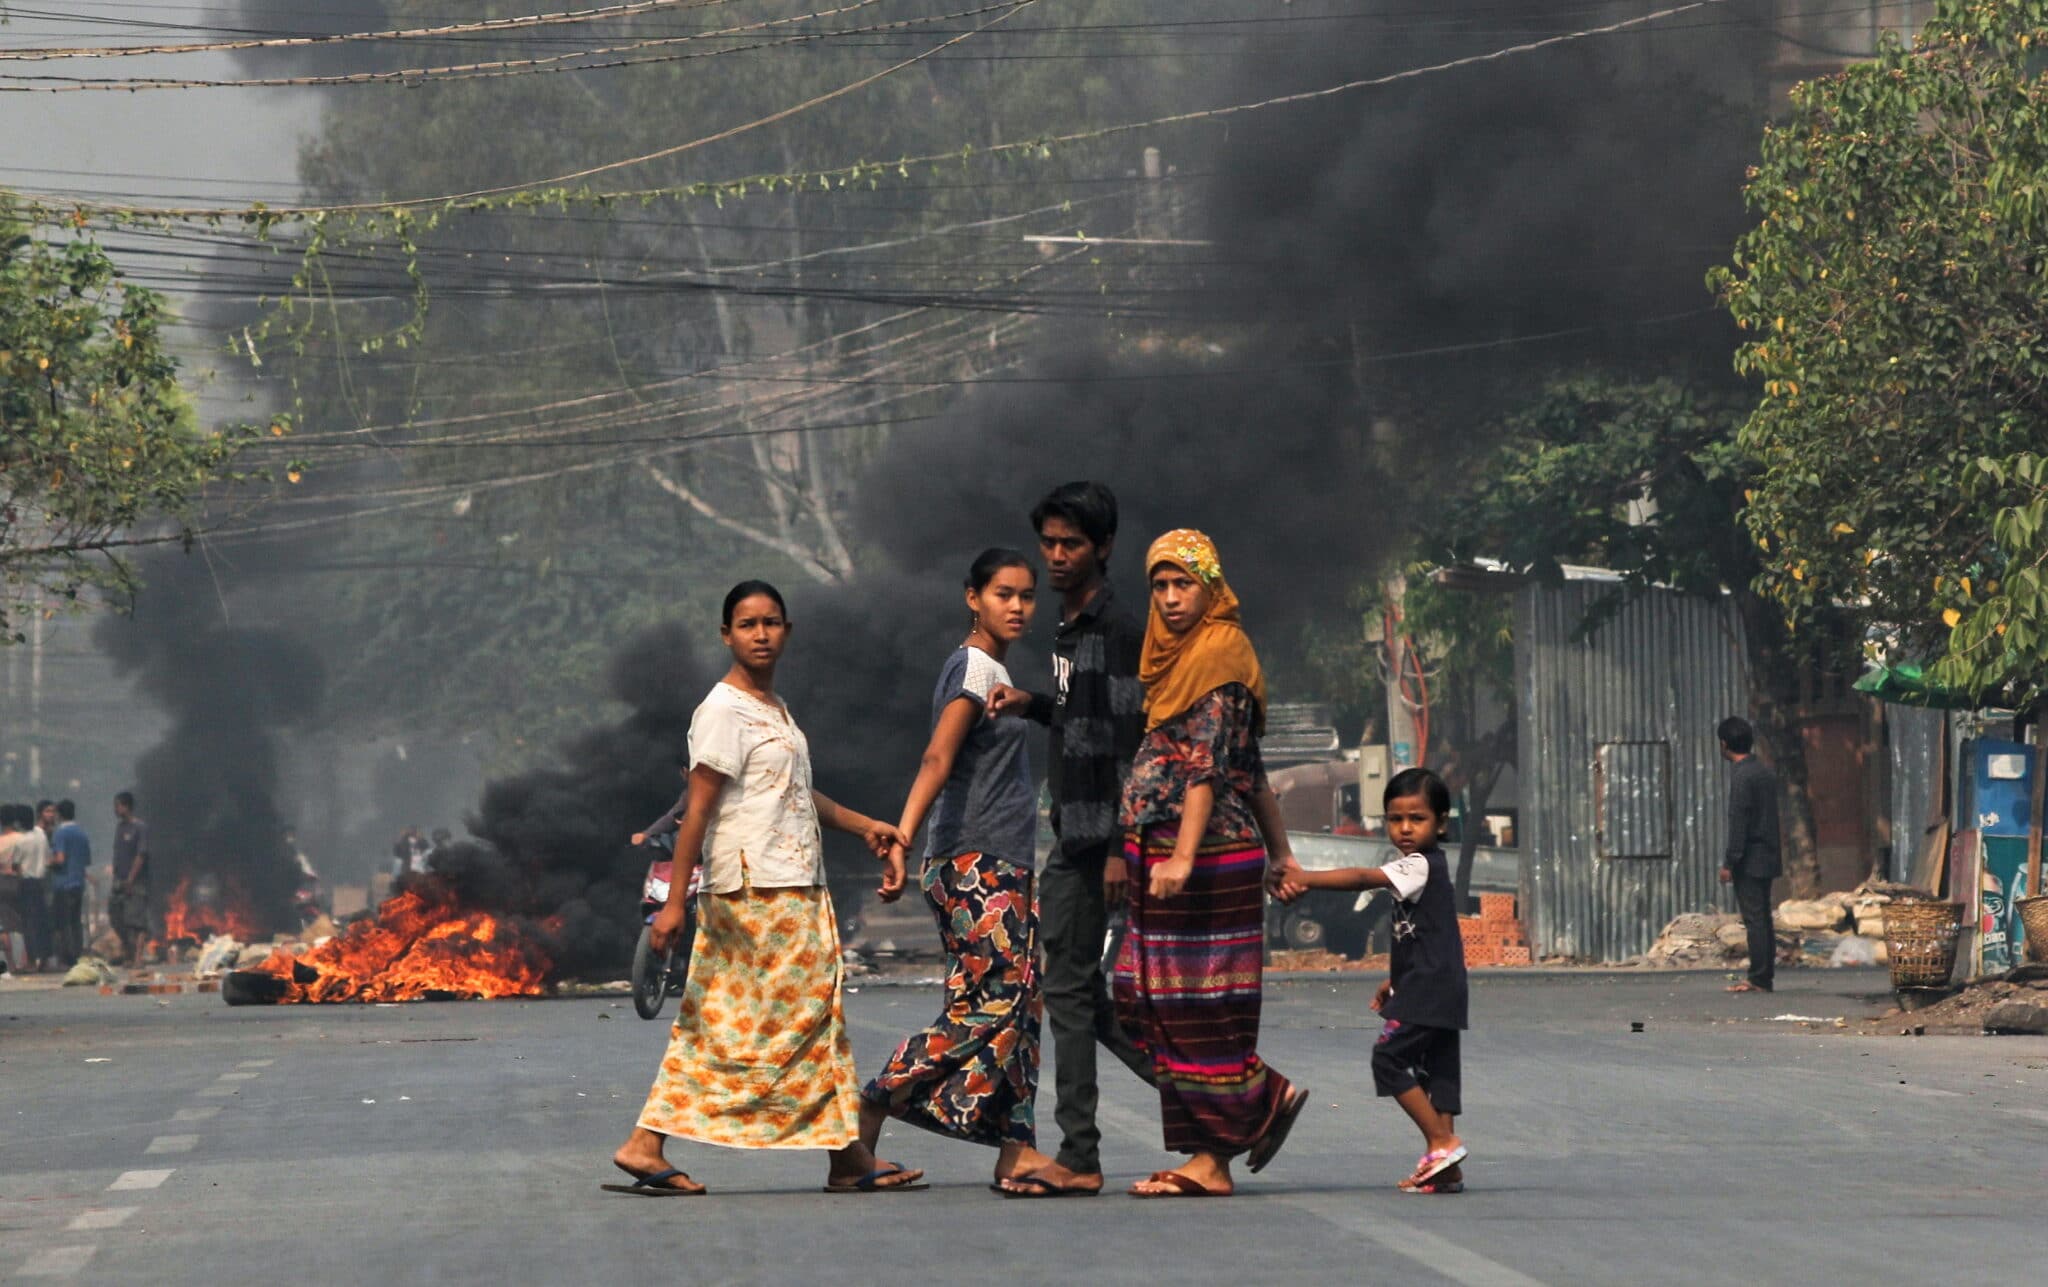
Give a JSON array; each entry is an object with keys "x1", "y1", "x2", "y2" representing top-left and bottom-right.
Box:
[{"x1": 642, "y1": 461, "x2": 843, "y2": 585}]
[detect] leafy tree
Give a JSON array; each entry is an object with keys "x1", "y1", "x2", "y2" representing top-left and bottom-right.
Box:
[
  {"x1": 1711, "y1": 0, "x2": 2048, "y2": 710},
  {"x1": 1431, "y1": 375, "x2": 1850, "y2": 896},
  {"x1": 1, "y1": 193, "x2": 258, "y2": 641},
  {"x1": 1400, "y1": 573, "x2": 1514, "y2": 904}
]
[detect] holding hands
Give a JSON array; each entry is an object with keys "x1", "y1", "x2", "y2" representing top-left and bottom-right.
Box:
[
  {"x1": 855, "y1": 817, "x2": 910, "y2": 903},
  {"x1": 1266, "y1": 857, "x2": 1309, "y2": 904},
  {"x1": 878, "y1": 841, "x2": 909, "y2": 903}
]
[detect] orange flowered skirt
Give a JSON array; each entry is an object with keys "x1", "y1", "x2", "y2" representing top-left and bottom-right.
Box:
[{"x1": 636, "y1": 884, "x2": 859, "y2": 1149}]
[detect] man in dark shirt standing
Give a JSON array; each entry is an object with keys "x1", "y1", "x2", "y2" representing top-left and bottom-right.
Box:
[
  {"x1": 988, "y1": 481, "x2": 1153, "y2": 1196},
  {"x1": 1718, "y1": 717, "x2": 1782, "y2": 993},
  {"x1": 110, "y1": 791, "x2": 151, "y2": 970}
]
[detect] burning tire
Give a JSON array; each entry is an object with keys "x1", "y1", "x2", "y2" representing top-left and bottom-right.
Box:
[{"x1": 631, "y1": 925, "x2": 680, "y2": 1020}]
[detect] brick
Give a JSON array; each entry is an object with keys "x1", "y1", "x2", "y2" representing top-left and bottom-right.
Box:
[
  {"x1": 1500, "y1": 945, "x2": 1533, "y2": 966},
  {"x1": 1480, "y1": 893, "x2": 1516, "y2": 923}
]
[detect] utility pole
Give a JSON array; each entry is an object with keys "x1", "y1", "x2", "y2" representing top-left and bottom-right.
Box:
[
  {"x1": 29, "y1": 594, "x2": 44, "y2": 787},
  {"x1": 1384, "y1": 573, "x2": 1420, "y2": 773}
]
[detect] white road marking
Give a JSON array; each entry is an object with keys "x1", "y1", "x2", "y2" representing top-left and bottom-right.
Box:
[
  {"x1": 216, "y1": 1072, "x2": 259, "y2": 1081},
  {"x1": 145, "y1": 1134, "x2": 198, "y2": 1155},
  {"x1": 65, "y1": 1207, "x2": 137, "y2": 1232},
  {"x1": 172, "y1": 1106, "x2": 220, "y2": 1122},
  {"x1": 17, "y1": 1247, "x2": 97, "y2": 1278},
  {"x1": 196, "y1": 1085, "x2": 237, "y2": 1098},
  {"x1": 107, "y1": 1169, "x2": 173, "y2": 1191},
  {"x1": 1999, "y1": 1106, "x2": 2048, "y2": 1124},
  {"x1": 1895, "y1": 1084, "x2": 1961, "y2": 1098},
  {"x1": 1287, "y1": 1194, "x2": 1547, "y2": 1287},
  {"x1": 236, "y1": 1059, "x2": 275, "y2": 1068}
]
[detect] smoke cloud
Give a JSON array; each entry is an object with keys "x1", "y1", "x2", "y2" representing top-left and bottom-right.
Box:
[
  {"x1": 95, "y1": 557, "x2": 325, "y2": 931},
  {"x1": 113, "y1": 1, "x2": 1787, "y2": 978}
]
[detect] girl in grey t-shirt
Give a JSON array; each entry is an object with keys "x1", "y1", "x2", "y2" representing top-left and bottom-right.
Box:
[{"x1": 858, "y1": 548, "x2": 1056, "y2": 1188}]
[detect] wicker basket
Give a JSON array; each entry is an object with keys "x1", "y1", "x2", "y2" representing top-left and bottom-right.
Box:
[
  {"x1": 2016, "y1": 894, "x2": 2048, "y2": 965},
  {"x1": 1883, "y1": 901, "x2": 1963, "y2": 989}
]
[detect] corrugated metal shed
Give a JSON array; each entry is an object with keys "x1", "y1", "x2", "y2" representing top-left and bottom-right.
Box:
[{"x1": 1515, "y1": 576, "x2": 1747, "y2": 962}]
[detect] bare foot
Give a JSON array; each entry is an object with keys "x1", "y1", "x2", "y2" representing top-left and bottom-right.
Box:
[
  {"x1": 998, "y1": 1158, "x2": 1103, "y2": 1195},
  {"x1": 611, "y1": 1139, "x2": 706, "y2": 1194},
  {"x1": 993, "y1": 1142, "x2": 1055, "y2": 1184},
  {"x1": 827, "y1": 1142, "x2": 924, "y2": 1191}
]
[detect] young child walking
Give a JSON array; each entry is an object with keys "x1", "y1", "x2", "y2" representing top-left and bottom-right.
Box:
[{"x1": 1273, "y1": 767, "x2": 1470, "y2": 1193}]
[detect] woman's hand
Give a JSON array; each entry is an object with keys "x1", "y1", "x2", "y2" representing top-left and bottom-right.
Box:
[
  {"x1": 877, "y1": 842, "x2": 909, "y2": 903},
  {"x1": 630, "y1": 831, "x2": 647, "y2": 846},
  {"x1": 860, "y1": 818, "x2": 907, "y2": 859},
  {"x1": 1267, "y1": 858, "x2": 1308, "y2": 904},
  {"x1": 650, "y1": 899, "x2": 690, "y2": 957},
  {"x1": 1148, "y1": 854, "x2": 1195, "y2": 900},
  {"x1": 1370, "y1": 979, "x2": 1394, "y2": 1013}
]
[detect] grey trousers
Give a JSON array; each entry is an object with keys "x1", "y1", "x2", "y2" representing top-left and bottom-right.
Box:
[{"x1": 1039, "y1": 849, "x2": 1155, "y2": 1174}]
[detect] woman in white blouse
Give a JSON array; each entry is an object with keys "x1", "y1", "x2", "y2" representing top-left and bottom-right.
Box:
[{"x1": 607, "y1": 581, "x2": 926, "y2": 1196}]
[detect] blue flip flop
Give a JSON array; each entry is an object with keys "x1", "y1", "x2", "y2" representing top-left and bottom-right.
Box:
[
  {"x1": 823, "y1": 1163, "x2": 929, "y2": 1194},
  {"x1": 601, "y1": 1166, "x2": 703, "y2": 1196}
]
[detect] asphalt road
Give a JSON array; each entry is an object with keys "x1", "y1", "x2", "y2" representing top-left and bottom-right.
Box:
[{"x1": 5, "y1": 967, "x2": 2046, "y2": 1285}]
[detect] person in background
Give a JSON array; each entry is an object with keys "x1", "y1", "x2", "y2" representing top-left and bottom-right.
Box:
[
  {"x1": 11, "y1": 802, "x2": 53, "y2": 973},
  {"x1": 0, "y1": 807, "x2": 29, "y2": 970},
  {"x1": 110, "y1": 792, "x2": 151, "y2": 970},
  {"x1": 48, "y1": 800, "x2": 92, "y2": 968},
  {"x1": 986, "y1": 481, "x2": 1156, "y2": 1197},
  {"x1": 1273, "y1": 768, "x2": 1472, "y2": 1194},
  {"x1": 1718, "y1": 716, "x2": 1782, "y2": 994}
]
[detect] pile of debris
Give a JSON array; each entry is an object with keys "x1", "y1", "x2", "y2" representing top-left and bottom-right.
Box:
[
  {"x1": 1634, "y1": 879, "x2": 1933, "y2": 970},
  {"x1": 1863, "y1": 965, "x2": 2048, "y2": 1035}
]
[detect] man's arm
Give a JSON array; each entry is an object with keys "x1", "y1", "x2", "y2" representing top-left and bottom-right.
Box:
[
  {"x1": 124, "y1": 825, "x2": 149, "y2": 886},
  {"x1": 986, "y1": 683, "x2": 1053, "y2": 724},
  {"x1": 633, "y1": 790, "x2": 688, "y2": 845},
  {"x1": 1723, "y1": 769, "x2": 1752, "y2": 875}
]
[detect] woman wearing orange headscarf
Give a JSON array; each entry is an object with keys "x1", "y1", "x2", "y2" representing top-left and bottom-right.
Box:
[{"x1": 1113, "y1": 530, "x2": 1309, "y2": 1198}]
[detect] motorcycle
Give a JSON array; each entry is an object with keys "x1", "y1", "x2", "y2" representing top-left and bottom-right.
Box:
[{"x1": 630, "y1": 836, "x2": 699, "y2": 1021}]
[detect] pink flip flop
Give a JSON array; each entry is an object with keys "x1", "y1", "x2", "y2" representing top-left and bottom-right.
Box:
[{"x1": 1406, "y1": 1144, "x2": 1468, "y2": 1186}]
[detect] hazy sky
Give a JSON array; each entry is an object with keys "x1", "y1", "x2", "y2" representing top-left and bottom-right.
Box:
[{"x1": 1, "y1": 4, "x2": 319, "y2": 418}]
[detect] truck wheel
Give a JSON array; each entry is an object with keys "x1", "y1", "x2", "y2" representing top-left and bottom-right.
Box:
[{"x1": 1282, "y1": 912, "x2": 1326, "y2": 951}]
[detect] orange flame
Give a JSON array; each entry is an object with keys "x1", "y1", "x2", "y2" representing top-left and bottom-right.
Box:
[
  {"x1": 158, "y1": 875, "x2": 269, "y2": 947},
  {"x1": 251, "y1": 888, "x2": 551, "y2": 1003}
]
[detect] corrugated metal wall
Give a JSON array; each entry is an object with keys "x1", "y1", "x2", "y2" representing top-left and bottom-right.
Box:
[
  {"x1": 1516, "y1": 580, "x2": 1749, "y2": 961},
  {"x1": 1886, "y1": 706, "x2": 1946, "y2": 882}
]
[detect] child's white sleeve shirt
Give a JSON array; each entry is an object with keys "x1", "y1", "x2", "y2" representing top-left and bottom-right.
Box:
[{"x1": 1381, "y1": 852, "x2": 1430, "y2": 902}]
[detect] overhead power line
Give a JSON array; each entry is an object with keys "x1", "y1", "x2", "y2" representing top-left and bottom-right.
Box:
[
  {"x1": 25, "y1": 0, "x2": 1729, "y2": 222},
  {"x1": 0, "y1": 0, "x2": 739, "y2": 60}
]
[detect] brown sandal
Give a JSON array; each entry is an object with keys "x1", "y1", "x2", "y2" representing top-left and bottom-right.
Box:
[{"x1": 1130, "y1": 1169, "x2": 1229, "y2": 1198}]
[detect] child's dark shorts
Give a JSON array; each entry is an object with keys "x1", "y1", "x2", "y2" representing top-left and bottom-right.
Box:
[{"x1": 1371, "y1": 1019, "x2": 1461, "y2": 1116}]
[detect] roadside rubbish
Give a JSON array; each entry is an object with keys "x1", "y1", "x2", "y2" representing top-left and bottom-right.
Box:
[{"x1": 62, "y1": 956, "x2": 118, "y2": 987}]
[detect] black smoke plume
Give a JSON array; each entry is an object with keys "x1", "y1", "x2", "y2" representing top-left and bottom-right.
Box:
[
  {"x1": 165, "y1": 1, "x2": 1787, "y2": 978},
  {"x1": 96, "y1": 557, "x2": 325, "y2": 931}
]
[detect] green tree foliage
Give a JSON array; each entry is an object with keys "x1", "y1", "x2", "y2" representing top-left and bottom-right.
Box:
[
  {"x1": 1711, "y1": 0, "x2": 2048, "y2": 708},
  {"x1": 1431, "y1": 375, "x2": 1848, "y2": 895},
  {"x1": 0, "y1": 194, "x2": 257, "y2": 641}
]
